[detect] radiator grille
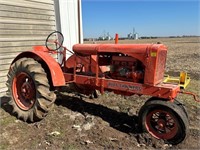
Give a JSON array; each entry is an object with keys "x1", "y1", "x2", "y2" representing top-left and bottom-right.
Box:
[{"x1": 155, "y1": 50, "x2": 167, "y2": 83}]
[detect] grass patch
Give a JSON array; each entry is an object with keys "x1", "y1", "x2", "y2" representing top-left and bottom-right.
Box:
[
  {"x1": 0, "y1": 116, "x2": 15, "y2": 126},
  {"x1": 62, "y1": 144, "x2": 77, "y2": 150},
  {"x1": 0, "y1": 142, "x2": 9, "y2": 150}
]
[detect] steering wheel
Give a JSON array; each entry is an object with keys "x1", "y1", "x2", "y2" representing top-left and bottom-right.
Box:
[{"x1": 45, "y1": 31, "x2": 64, "y2": 51}]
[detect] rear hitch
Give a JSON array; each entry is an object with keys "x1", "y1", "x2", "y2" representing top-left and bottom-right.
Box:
[{"x1": 179, "y1": 91, "x2": 200, "y2": 102}]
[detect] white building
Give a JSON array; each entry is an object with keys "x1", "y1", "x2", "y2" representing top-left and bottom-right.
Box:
[{"x1": 0, "y1": 0, "x2": 83, "y2": 96}]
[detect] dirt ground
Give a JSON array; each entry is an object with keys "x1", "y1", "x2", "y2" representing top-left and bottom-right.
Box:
[{"x1": 0, "y1": 37, "x2": 200, "y2": 149}]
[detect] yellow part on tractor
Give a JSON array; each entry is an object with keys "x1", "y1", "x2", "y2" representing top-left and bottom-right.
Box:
[{"x1": 163, "y1": 72, "x2": 191, "y2": 89}]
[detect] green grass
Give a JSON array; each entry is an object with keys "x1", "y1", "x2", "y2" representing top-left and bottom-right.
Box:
[
  {"x1": 0, "y1": 144, "x2": 8, "y2": 150},
  {"x1": 62, "y1": 144, "x2": 78, "y2": 150},
  {"x1": 0, "y1": 116, "x2": 16, "y2": 126}
]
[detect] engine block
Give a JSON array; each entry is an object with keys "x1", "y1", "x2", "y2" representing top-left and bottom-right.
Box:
[{"x1": 110, "y1": 56, "x2": 144, "y2": 82}]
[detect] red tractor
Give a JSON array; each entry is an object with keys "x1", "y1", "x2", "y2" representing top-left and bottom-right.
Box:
[{"x1": 6, "y1": 31, "x2": 198, "y2": 145}]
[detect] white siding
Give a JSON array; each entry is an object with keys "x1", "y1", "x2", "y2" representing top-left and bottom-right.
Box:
[
  {"x1": 0, "y1": 0, "x2": 56, "y2": 97},
  {"x1": 55, "y1": 0, "x2": 83, "y2": 62}
]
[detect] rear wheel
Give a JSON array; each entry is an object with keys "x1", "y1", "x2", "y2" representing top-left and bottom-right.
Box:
[
  {"x1": 7, "y1": 58, "x2": 56, "y2": 122},
  {"x1": 138, "y1": 99, "x2": 188, "y2": 145}
]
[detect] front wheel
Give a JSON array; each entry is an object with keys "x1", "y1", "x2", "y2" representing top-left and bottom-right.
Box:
[
  {"x1": 138, "y1": 99, "x2": 188, "y2": 145},
  {"x1": 7, "y1": 58, "x2": 56, "y2": 122}
]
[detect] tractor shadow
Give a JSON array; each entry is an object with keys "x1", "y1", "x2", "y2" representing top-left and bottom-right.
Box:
[
  {"x1": 0, "y1": 94, "x2": 142, "y2": 135},
  {"x1": 55, "y1": 94, "x2": 141, "y2": 135}
]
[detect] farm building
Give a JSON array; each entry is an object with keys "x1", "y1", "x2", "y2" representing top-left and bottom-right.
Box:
[{"x1": 0, "y1": 0, "x2": 83, "y2": 97}]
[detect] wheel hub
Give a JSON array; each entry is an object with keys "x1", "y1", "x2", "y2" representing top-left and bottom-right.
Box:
[
  {"x1": 21, "y1": 80, "x2": 33, "y2": 99},
  {"x1": 157, "y1": 119, "x2": 165, "y2": 129},
  {"x1": 146, "y1": 109, "x2": 178, "y2": 140},
  {"x1": 12, "y1": 72, "x2": 36, "y2": 110}
]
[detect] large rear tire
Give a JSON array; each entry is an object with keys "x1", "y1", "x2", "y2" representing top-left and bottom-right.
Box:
[
  {"x1": 138, "y1": 99, "x2": 188, "y2": 145},
  {"x1": 7, "y1": 58, "x2": 56, "y2": 122}
]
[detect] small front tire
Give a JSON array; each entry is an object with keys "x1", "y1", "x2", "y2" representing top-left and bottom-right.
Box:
[{"x1": 138, "y1": 99, "x2": 188, "y2": 145}]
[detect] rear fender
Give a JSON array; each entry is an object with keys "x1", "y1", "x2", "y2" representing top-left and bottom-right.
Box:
[{"x1": 11, "y1": 48, "x2": 65, "y2": 87}]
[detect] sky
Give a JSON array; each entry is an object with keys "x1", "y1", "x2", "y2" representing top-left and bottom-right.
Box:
[{"x1": 81, "y1": 0, "x2": 200, "y2": 38}]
